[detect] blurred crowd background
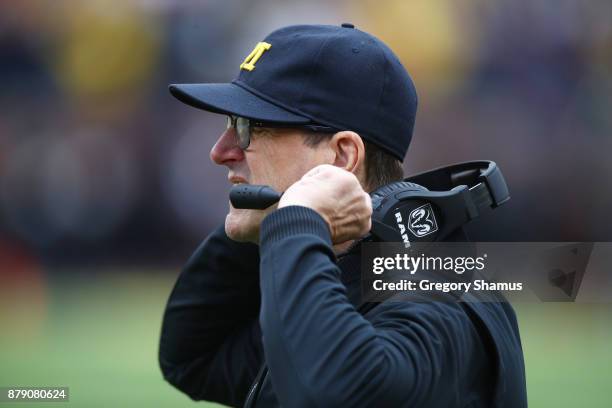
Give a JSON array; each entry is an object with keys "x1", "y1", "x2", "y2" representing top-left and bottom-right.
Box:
[
  {"x1": 1, "y1": 1, "x2": 611, "y2": 407},
  {"x1": 2, "y1": 0, "x2": 612, "y2": 267}
]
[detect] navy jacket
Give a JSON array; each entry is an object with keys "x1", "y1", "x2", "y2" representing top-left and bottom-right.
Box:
[{"x1": 159, "y1": 206, "x2": 527, "y2": 407}]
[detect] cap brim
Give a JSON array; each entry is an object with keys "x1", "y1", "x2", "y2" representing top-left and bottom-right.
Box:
[{"x1": 169, "y1": 83, "x2": 311, "y2": 124}]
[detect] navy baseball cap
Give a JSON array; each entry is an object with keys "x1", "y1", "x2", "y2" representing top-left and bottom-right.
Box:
[{"x1": 170, "y1": 23, "x2": 418, "y2": 161}]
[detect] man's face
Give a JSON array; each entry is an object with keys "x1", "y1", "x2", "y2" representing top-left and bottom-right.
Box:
[{"x1": 210, "y1": 124, "x2": 332, "y2": 243}]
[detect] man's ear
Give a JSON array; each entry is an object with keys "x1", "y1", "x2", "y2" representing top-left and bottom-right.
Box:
[{"x1": 328, "y1": 131, "x2": 366, "y2": 175}]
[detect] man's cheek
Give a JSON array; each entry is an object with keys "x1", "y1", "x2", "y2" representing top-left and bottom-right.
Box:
[{"x1": 248, "y1": 161, "x2": 283, "y2": 189}]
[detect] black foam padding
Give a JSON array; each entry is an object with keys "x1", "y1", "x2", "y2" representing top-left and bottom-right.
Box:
[{"x1": 370, "y1": 181, "x2": 427, "y2": 210}]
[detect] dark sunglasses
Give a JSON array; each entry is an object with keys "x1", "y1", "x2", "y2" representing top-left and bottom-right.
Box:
[{"x1": 226, "y1": 115, "x2": 339, "y2": 150}]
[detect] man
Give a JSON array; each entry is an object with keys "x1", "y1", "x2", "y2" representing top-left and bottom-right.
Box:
[{"x1": 159, "y1": 24, "x2": 527, "y2": 407}]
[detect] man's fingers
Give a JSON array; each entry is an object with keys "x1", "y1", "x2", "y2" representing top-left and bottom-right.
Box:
[{"x1": 282, "y1": 163, "x2": 370, "y2": 243}]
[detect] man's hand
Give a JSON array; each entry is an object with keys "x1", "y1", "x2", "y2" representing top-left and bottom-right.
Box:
[{"x1": 278, "y1": 164, "x2": 372, "y2": 244}]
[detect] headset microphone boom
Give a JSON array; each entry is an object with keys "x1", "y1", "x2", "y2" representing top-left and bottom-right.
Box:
[{"x1": 230, "y1": 161, "x2": 510, "y2": 244}]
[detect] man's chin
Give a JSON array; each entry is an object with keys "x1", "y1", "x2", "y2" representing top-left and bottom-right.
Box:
[{"x1": 225, "y1": 209, "x2": 260, "y2": 243}]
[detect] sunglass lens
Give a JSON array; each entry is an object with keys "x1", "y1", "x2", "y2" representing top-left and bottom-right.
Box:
[{"x1": 236, "y1": 117, "x2": 250, "y2": 149}]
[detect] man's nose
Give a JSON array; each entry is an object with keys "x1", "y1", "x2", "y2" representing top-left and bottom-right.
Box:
[{"x1": 210, "y1": 129, "x2": 245, "y2": 165}]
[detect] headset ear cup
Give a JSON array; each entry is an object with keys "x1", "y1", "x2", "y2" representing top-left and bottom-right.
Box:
[
  {"x1": 371, "y1": 181, "x2": 427, "y2": 197},
  {"x1": 370, "y1": 181, "x2": 428, "y2": 210}
]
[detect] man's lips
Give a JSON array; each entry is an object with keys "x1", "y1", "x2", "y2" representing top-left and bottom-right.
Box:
[{"x1": 229, "y1": 176, "x2": 248, "y2": 185}]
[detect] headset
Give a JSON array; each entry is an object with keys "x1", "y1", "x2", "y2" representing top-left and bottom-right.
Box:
[{"x1": 229, "y1": 160, "x2": 510, "y2": 245}]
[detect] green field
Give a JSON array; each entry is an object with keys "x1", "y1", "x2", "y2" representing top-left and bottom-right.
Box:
[{"x1": 1, "y1": 272, "x2": 610, "y2": 407}]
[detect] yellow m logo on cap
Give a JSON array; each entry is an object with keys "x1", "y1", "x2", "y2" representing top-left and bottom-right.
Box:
[{"x1": 240, "y1": 42, "x2": 272, "y2": 71}]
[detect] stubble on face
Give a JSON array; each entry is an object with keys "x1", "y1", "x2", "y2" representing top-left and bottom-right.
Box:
[{"x1": 224, "y1": 129, "x2": 331, "y2": 243}]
